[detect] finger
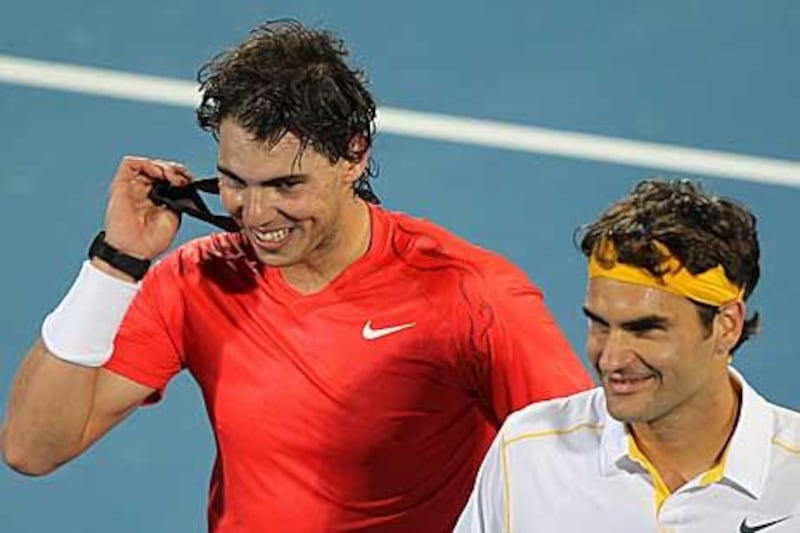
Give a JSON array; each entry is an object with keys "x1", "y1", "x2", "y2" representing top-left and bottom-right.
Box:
[
  {"x1": 155, "y1": 161, "x2": 194, "y2": 186},
  {"x1": 117, "y1": 156, "x2": 169, "y2": 185},
  {"x1": 118, "y1": 156, "x2": 190, "y2": 186}
]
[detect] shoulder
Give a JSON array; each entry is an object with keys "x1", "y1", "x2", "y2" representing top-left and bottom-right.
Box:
[
  {"x1": 170, "y1": 232, "x2": 249, "y2": 263},
  {"x1": 771, "y1": 403, "x2": 800, "y2": 458},
  {"x1": 381, "y1": 208, "x2": 539, "y2": 294},
  {"x1": 501, "y1": 388, "x2": 605, "y2": 446},
  {"x1": 146, "y1": 232, "x2": 255, "y2": 286}
]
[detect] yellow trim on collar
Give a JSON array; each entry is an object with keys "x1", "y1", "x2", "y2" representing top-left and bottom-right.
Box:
[
  {"x1": 699, "y1": 447, "x2": 729, "y2": 486},
  {"x1": 627, "y1": 434, "x2": 730, "y2": 515},
  {"x1": 627, "y1": 436, "x2": 672, "y2": 515},
  {"x1": 588, "y1": 240, "x2": 743, "y2": 307}
]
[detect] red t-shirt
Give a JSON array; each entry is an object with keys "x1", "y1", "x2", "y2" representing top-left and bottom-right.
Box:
[{"x1": 105, "y1": 205, "x2": 593, "y2": 532}]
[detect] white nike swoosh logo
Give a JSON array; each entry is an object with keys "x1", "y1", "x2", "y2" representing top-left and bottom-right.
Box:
[{"x1": 362, "y1": 320, "x2": 416, "y2": 340}]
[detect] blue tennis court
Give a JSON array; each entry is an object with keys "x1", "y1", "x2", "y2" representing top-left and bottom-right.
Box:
[{"x1": 1, "y1": 1, "x2": 798, "y2": 531}]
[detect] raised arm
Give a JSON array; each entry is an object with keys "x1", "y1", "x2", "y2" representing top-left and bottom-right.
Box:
[
  {"x1": 2, "y1": 340, "x2": 155, "y2": 475},
  {"x1": 1, "y1": 156, "x2": 190, "y2": 475}
]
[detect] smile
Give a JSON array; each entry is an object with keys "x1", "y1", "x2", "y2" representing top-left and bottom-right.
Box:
[
  {"x1": 253, "y1": 228, "x2": 291, "y2": 243},
  {"x1": 605, "y1": 374, "x2": 656, "y2": 394}
]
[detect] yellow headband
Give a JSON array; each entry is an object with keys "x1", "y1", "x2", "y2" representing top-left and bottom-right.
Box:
[{"x1": 587, "y1": 240, "x2": 744, "y2": 306}]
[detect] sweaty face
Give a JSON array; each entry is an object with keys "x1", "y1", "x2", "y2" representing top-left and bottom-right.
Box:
[
  {"x1": 583, "y1": 277, "x2": 728, "y2": 425},
  {"x1": 217, "y1": 119, "x2": 360, "y2": 268}
]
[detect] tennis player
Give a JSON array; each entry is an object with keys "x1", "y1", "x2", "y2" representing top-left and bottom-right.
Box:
[
  {"x1": 1, "y1": 19, "x2": 592, "y2": 532},
  {"x1": 456, "y1": 179, "x2": 800, "y2": 532}
]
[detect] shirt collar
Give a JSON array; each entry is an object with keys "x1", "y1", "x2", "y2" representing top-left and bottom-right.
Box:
[
  {"x1": 720, "y1": 366, "x2": 774, "y2": 499},
  {"x1": 597, "y1": 366, "x2": 774, "y2": 498},
  {"x1": 598, "y1": 390, "x2": 629, "y2": 476}
]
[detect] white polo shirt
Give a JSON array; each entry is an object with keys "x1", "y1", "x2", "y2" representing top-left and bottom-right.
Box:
[{"x1": 455, "y1": 369, "x2": 800, "y2": 533}]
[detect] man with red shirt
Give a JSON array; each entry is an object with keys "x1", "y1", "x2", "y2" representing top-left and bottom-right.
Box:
[{"x1": 2, "y1": 20, "x2": 592, "y2": 532}]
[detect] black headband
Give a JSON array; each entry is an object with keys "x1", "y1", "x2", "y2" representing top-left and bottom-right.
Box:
[{"x1": 148, "y1": 178, "x2": 239, "y2": 232}]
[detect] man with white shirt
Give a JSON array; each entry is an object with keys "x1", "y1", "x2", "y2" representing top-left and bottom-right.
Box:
[{"x1": 456, "y1": 179, "x2": 800, "y2": 533}]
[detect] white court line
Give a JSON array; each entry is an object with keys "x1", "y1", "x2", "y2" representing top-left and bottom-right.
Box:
[{"x1": 1, "y1": 53, "x2": 798, "y2": 187}]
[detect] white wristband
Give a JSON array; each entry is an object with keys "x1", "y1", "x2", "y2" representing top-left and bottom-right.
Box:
[{"x1": 41, "y1": 260, "x2": 140, "y2": 367}]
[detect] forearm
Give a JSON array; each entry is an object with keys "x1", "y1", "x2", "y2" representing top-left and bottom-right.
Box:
[
  {"x1": 2, "y1": 339, "x2": 99, "y2": 475},
  {"x1": 2, "y1": 157, "x2": 188, "y2": 475}
]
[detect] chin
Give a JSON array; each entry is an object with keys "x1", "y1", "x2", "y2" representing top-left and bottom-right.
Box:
[
  {"x1": 606, "y1": 401, "x2": 648, "y2": 424},
  {"x1": 255, "y1": 253, "x2": 299, "y2": 268}
]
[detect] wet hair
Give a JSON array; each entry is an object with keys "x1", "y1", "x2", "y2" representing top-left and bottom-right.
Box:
[
  {"x1": 577, "y1": 179, "x2": 760, "y2": 354},
  {"x1": 196, "y1": 19, "x2": 379, "y2": 203}
]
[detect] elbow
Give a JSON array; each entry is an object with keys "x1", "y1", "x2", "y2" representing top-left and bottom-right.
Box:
[
  {"x1": 2, "y1": 447, "x2": 61, "y2": 477},
  {"x1": 1, "y1": 431, "x2": 64, "y2": 477}
]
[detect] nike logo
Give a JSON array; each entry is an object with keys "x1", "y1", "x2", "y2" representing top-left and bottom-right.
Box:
[
  {"x1": 740, "y1": 516, "x2": 791, "y2": 533},
  {"x1": 361, "y1": 320, "x2": 416, "y2": 340}
]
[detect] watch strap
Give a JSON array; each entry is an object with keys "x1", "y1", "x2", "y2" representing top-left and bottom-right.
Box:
[{"x1": 88, "y1": 231, "x2": 151, "y2": 281}]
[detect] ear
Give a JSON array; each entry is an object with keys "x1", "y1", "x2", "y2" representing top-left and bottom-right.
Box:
[
  {"x1": 339, "y1": 136, "x2": 370, "y2": 186},
  {"x1": 713, "y1": 300, "x2": 746, "y2": 356}
]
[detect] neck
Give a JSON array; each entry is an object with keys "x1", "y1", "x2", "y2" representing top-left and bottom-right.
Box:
[
  {"x1": 281, "y1": 199, "x2": 371, "y2": 294},
  {"x1": 629, "y1": 372, "x2": 741, "y2": 492}
]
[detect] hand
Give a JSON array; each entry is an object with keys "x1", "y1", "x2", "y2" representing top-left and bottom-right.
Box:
[{"x1": 102, "y1": 156, "x2": 193, "y2": 260}]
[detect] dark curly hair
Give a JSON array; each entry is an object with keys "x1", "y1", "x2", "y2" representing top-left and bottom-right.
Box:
[
  {"x1": 196, "y1": 19, "x2": 379, "y2": 203},
  {"x1": 577, "y1": 179, "x2": 760, "y2": 354}
]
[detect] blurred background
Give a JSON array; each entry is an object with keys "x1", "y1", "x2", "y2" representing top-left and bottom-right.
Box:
[{"x1": 1, "y1": 1, "x2": 798, "y2": 531}]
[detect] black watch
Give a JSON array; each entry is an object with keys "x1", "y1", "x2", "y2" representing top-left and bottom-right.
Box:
[{"x1": 88, "y1": 231, "x2": 151, "y2": 281}]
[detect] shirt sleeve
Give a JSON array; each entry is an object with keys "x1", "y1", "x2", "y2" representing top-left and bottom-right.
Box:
[
  {"x1": 103, "y1": 256, "x2": 185, "y2": 402},
  {"x1": 454, "y1": 428, "x2": 506, "y2": 533},
  {"x1": 458, "y1": 267, "x2": 594, "y2": 425}
]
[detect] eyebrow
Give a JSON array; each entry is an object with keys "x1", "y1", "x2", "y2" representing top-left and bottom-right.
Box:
[
  {"x1": 582, "y1": 307, "x2": 669, "y2": 331},
  {"x1": 216, "y1": 164, "x2": 307, "y2": 185}
]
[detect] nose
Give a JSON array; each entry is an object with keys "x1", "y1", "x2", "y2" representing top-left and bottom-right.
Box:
[
  {"x1": 237, "y1": 187, "x2": 277, "y2": 227},
  {"x1": 591, "y1": 328, "x2": 635, "y2": 373}
]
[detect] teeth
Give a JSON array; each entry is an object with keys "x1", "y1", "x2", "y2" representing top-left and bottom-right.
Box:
[
  {"x1": 254, "y1": 228, "x2": 290, "y2": 242},
  {"x1": 609, "y1": 374, "x2": 651, "y2": 383}
]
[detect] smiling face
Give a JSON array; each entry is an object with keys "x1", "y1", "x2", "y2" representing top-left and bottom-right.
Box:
[
  {"x1": 217, "y1": 119, "x2": 367, "y2": 269},
  {"x1": 583, "y1": 277, "x2": 739, "y2": 425}
]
